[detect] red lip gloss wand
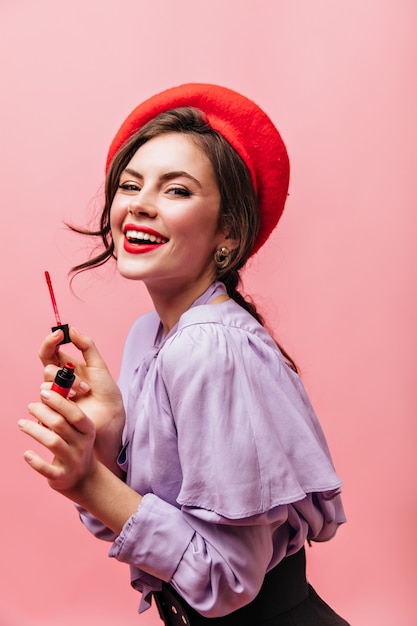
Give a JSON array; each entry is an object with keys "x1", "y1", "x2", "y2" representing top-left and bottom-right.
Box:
[
  {"x1": 44, "y1": 271, "x2": 71, "y2": 345},
  {"x1": 51, "y1": 362, "x2": 76, "y2": 398}
]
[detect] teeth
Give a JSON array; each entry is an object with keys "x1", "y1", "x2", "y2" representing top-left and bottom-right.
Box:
[{"x1": 125, "y1": 230, "x2": 167, "y2": 244}]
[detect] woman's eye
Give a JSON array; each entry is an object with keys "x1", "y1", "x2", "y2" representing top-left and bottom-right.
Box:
[
  {"x1": 167, "y1": 187, "x2": 191, "y2": 197},
  {"x1": 119, "y1": 182, "x2": 140, "y2": 192}
]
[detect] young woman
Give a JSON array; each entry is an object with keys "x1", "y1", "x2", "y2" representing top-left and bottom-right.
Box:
[{"x1": 19, "y1": 84, "x2": 349, "y2": 625}]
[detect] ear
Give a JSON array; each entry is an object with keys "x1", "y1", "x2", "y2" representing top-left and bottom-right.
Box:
[
  {"x1": 219, "y1": 225, "x2": 240, "y2": 253},
  {"x1": 223, "y1": 233, "x2": 240, "y2": 253}
]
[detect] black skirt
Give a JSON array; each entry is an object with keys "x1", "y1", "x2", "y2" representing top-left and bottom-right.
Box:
[{"x1": 154, "y1": 548, "x2": 350, "y2": 626}]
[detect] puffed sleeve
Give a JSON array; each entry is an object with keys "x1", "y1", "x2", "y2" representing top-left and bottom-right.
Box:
[{"x1": 158, "y1": 321, "x2": 343, "y2": 518}]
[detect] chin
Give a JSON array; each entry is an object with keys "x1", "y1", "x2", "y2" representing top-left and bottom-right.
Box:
[{"x1": 116, "y1": 260, "x2": 146, "y2": 281}]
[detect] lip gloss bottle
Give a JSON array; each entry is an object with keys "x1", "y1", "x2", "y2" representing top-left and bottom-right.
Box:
[{"x1": 51, "y1": 362, "x2": 76, "y2": 398}]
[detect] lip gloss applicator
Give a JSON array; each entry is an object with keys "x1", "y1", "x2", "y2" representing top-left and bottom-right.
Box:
[{"x1": 44, "y1": 271, "x2": 71, "y2": 345}]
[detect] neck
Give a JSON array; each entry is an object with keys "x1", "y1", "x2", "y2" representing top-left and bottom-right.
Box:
[{"x1": 146, "y1": 277, "x2": 216, "y2": 335}]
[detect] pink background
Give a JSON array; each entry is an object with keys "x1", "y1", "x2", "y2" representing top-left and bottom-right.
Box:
[{"x1": 1, "y1": 1, "x2": 416, "y2": 624}]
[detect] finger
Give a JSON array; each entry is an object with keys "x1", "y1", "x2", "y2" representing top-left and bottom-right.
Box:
[
  {"x1": 68, "y1": 327, "x2": 108, "y2": 370},
  {"x1": 68, "y1": 377, "x2": 91, "y2": 395},
  {"x1": 42, "y1": 363, "x2": 61, "y2": 383},
  {"x1": 22, "y1": 449, "x2": 63, "y2": 481},
  {"x1": 38, "y1": 330, "x2": 72, "y2": 367},
  {"x1": 37, "y1": 390, "x2": 95, "y2": 436},
  {"x1": 19, "y1": 414, "x2": 65, "y2": 451},
  {"x1": 28, "y1": 399, "x2": 68, "y2": 434}
]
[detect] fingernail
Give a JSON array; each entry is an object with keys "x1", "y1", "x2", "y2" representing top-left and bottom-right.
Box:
[
  {"x1": 24, "y1": 451, "x2": 34, "y2": 462},
  {"x1": 40, "y1": 389, "x2": 51, "y2": 399},
  {"x1": 79, "y1": 381, "x2": 90, "y2": 392},
  {"x1": 18, "y1": 419, "x2": 26, "y2": 428}
]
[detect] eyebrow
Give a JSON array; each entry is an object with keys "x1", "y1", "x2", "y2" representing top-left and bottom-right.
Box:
[{"x1": 123, "y1": 167, "x2": 202, "y2": 188}]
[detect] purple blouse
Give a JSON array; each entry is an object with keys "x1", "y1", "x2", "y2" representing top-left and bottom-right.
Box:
[{"x1": 78, "y1": 282, "x2": 345, "y2": 616}]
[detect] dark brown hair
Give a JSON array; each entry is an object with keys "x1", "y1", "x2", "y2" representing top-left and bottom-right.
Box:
[{"x1": 71, "y1": 107, "x2": 297, "y2": 371}]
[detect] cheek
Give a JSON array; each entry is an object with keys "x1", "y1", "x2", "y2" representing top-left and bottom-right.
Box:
[
  {"x1": 174, "y1": 220, "x2": 217, "y2": 251},
  {"x1": 109, "y1": 197, "x2": 125, "y2": 231},
  {"x1": 172, "y1": 206, "x2": 220, "y2": 241}
]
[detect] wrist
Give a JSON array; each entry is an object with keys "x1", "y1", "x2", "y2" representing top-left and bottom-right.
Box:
[
  {"x1": 61, "y1": 460, "x2": 140, "y2": 535},
  {"x1": 94, "y1": 415, "x2": 125, "y2": 477}
]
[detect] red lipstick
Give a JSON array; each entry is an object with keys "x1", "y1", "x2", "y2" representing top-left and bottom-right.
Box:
[{"x1": 123, "y1": 224, "x2": 168, "y2": 255}]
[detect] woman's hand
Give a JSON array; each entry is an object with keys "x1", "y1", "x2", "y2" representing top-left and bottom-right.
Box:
[
  {"x1": 19, "y1": 392, "x2": 141, "y2": 534},
  {"x1": 38, "y1": 327, "x2": 125, "y2": 474},
  {"x1": 19, "y1": 390, "x2": 97, "y2": 497}
]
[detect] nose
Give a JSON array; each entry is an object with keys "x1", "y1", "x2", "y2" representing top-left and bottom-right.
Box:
[{"x1": 128, "y1": 190, "x2": 157, "y2": 218}]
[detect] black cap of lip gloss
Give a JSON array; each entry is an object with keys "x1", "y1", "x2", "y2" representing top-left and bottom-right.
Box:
[{"x1": 52, "y1": 323, "x2": 71, "y2": 345}]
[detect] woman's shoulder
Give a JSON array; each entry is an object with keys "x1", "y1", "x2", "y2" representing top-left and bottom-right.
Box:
[
  {"x1": 159, "y1": 298, "x2": 283, "y2": 378},
  {"x1": 175, "y1": 298, "x2": 277, "y2": 350},
  {"x1": 157, "y1": 300, "x2": 343, "y2": 518}
]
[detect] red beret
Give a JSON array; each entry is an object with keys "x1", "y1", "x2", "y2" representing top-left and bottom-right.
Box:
[{"x1": 106, "y1": 83, "x2": 290, "y2": 255}]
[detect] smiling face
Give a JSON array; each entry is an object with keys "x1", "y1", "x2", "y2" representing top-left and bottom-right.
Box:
[{"x1": 110, "y1": 132, "x2": 233, "y2": 299}]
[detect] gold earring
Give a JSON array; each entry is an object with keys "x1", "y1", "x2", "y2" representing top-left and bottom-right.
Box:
[{"x1": 213, "y1": 246, "x2": 230, "y2": 269}]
